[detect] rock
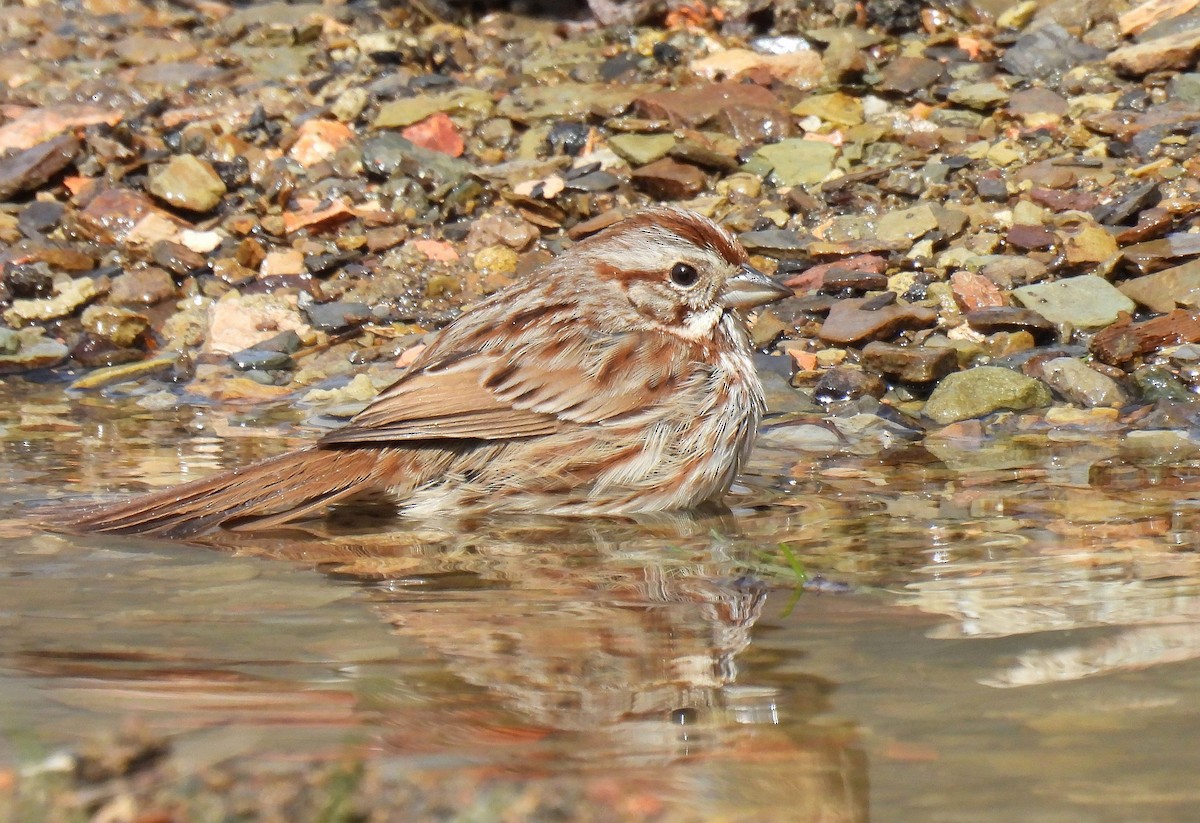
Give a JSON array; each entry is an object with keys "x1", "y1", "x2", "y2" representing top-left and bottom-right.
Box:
[
  {"x1": 753, "y1": 139, "x2": 838, "y2": 187},
  {"x1": 690, "y1": 48, "x2": 823, "y2": 88},
  {"x1": 361, "y1": 133, "x2": 471, "y2": 188},
  {"x1": 821, "y1": 270, "x2": 889, "y2": 293},
  {"x1": 947, "y1": 82, "x2": 1010, "y2": 109},
  {"x1": 791, "y1": 92, "x2": 863, "y2": 125},
  {"x1": 109, "y1": 267, "x2": 177, "y2": 306},
  {"x1": 739, "y1": 228, "x2": 808, "y2": 256},
  {"x1": 878, "y1": 56, "x2": 943, "y2": 92},
  {"x1": 81, "y1": 305, "x2": 148, "y2": 347},
  {"x1": 950, "y1": 271, "x2": 1005, "y2": 311},
  {"x1": 19, "y1": 201, "x2": 65, "y2": 234},
  {"x1": 965, "y1": 306, "x2": 1055, "y2": 339},
  {"x1": 498, "y1": 83, "x2": 652, "y2": 123},
  {"x1": 303, "y1": 301, "x2": 371, "y2": 331},
  {"x1": 1108, "y1": 26, "x2": 1200, "y2": 75},
  {"x1": 923, "y1": 366, "x2": 1052, "y2": 424},
  {"x1": 374, "y1": 88, "x2": 493, "y2": 128},
  {"x1": 0, "y1": 328, "x2": 18, "y2": 354},
  {"x1": 636, "y1": 82, "x2": 786, "y2": 129},
  {"x1": 76, "y1": 188, "x2": 169, "y2": 245},
  {"x1": 147, "y1": 154, "x2": 226, "y2": 212},
  {"x1": 630, "y1": 157, "x2": 706, "y2": 199},
  {"x1": 151, "y1": 240, "x2": 207, "y2": 276},
  {"x1": 818, "y1": 296, "x2": 937, "y2": 344},
  {"x1": 68, "y1": 355, "x2": 179, "y2": 390},
  {"x1": 1000, "y1": 23, "x2": 1105, "y2": 81},
  {"x1": 1119, "y1": 259, "x2": 1200, "y2": 313},
  {"x1": 1133, "y1": 366, "x2": 1194, "y2": 402},
  {"x1": 1059, "y1": 219, "x2": 1119, "y2": 265},
  {"x1": 204, "y1": 292, "x2": 310, "y2": 355},
  {"x1": 875, "y1": 205, "x2": 938, "y2": 247},
  {"x1": 1006, "y1": 224, "x2": 1057, "y2": 250},
  {"x1": 231, "y1": 348, "x2": 294, "y2": 371},
  {"x1": 749, "y1": 310, "x2": 788, "y2": 348},
  {"x1": 0, "y1": 134, "x2": 79, "y2": 201},
  {"x1": 1013, "y1": 275, "x2": 1136, "y2": 329},
  {"x1": 401, "y1": 112, "x2": 465, "y2": 158},
  {"x1": 3, "y1": 277, "x2": 97, "y2": 326},
  {"x1": 608, "y1": 133, "x2": 677, "y2": 166},
  {"x1": 1038, "y1": 357, "x2": 1129, "y2": 408},
  {"x1": 1091, "y1": 309, "x2": 1200, "y2": 365},
  {"x1": 861, "y1": 341, "x2": 958, "y2": 383},
  {"x1": 814, "y1": 367, "x2": 886, "y2": 403},
  {"x1": 0, "y1": 334, "x2": 68, "y2": 374},
  {"x1": 288, "y1": 118, "x2": 355, "y2": 167}
]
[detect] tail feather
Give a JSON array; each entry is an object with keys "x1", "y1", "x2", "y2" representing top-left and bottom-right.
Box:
[{"x1": 52, "y1": 447, "x2": 400, "y2": 538}]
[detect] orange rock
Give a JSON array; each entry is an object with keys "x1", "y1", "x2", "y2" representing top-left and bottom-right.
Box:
[
  {"x1": 283, "y1": 198, "x2": 355, "y2": 234},
  {"x1": 288, "y1": 119, "x2": 354, "y2": 167},
  {"x1": 401, "y1": 112, "x2": 465, "y2": 157},
  {"x1": 396, "y1": 343, "x2": 426, "y2": 368},
  {"x1": 259, "y1": 250, "x2": 306, "y2": 277},
  {"x1": 1119, "y1": 0, "x2": 1199, "y2": 35},
  {"x1": 0, "y1": 104, "x2": 123, "y2": 151},
  {"x1": 950, "y1": 271, "x2": 1005, "y2": 311},
  {"x1": 411, "y1": 238, "x2": 459, "y2": 262}
]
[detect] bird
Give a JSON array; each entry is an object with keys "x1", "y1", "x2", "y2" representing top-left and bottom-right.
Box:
[{"x1": 55, "y1": 208, "x2": 792, "y2": 538}]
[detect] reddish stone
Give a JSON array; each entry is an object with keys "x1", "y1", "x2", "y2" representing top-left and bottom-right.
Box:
[
  {"x1": 1006, "y1": 224, "x2": 1057, "y2": 250},
  {"x1": 401, "y1": 112, "x2": 465, "y2": 158},
  {"x1": 950, "y1": 271, "x2": 1006, "y2": 311},
  {"x1": 783, "y1": 254, "x2": 887, "y2": 292},
  {"x1": 1091, "y1": 309, "x2": 1200, "y2": 365}
]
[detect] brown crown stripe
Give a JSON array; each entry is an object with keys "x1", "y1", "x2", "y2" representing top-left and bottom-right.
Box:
[
  {"x1": 615, "y1": 208, "x2": 748, "y2": 266},
  {"x1": 594, "y1": 261, "x2": 670, "y2": 285}
]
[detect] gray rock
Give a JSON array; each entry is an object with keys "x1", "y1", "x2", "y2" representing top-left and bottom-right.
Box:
[
  {"x1": 1000, "y1": 23, "x2": 1105, "y2": 81},
  {"x1": 1013, "y1": 274, "x2": 1136, "y2": 329},
  {"x1": 753, "y1": 139, "x2": 837, "y2": 187},
  {"x1": 0, "y1": 134, "x2": 80, "y2": 201},
  {"x1": 304, "y1": 301, "x2": 371, "y2": 331},
  {"x1": 361, "y1": 133, "x2": 471, "y2": 188},
  {"x1": 231, "y1": 348, "x2": 294, "y2": 371},
  {"x1": 1039, "y1": 357, "x2": 1128, "y2": 408},
  {"x1": 923, "y1": 366, "x2": 1052, "y2": 424}
]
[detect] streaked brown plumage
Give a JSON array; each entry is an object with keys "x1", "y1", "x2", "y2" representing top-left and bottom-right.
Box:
[{"x1": 56, "y1": 208, "x2": 791, "y2": 537}]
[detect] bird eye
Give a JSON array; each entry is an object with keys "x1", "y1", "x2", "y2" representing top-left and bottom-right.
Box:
[{"x1": 670, "y1": 262, "x2": 699, "y2": 288}]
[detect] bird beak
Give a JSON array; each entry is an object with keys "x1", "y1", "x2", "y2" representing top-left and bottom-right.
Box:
[{"x1": 721, "y1": 264, "x2": 793, "y2": 309}]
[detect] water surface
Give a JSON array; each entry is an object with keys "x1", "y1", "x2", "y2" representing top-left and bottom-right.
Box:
[{"x1": 3, "y1": 379, "x2": 1200, "y2": 822}]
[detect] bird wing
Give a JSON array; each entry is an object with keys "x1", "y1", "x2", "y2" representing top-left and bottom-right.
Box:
[{"x1": 318, "y1": 332, "x2": 696, "y2": 447}]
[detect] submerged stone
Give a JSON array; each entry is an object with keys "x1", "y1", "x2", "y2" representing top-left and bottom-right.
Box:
[{"x1": 923, "y1": 366, "x2": 1052, "y2": 424}]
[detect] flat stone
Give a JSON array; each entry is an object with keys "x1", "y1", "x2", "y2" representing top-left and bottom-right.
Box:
[
  {"x1": 862, "y1": 341, "x2": 958, "y2": 383},
  {"x1": 1119, "y1": 259, "x2": 1200, "y2": 312},
  {"x1": 1039, "y1": 357, "x2": 1129, "y2": 408},
  {"x1": 303, "y1": 301, "x2": 371, "y2": 331},
  {"x1": 498, "y1": 82, "x2": 653, "y2": 123},
  {"x1": 1006, "y1": 223, "x2": 1057, "y2": 250},
  {"x1": 821, "y1": 270, "x2": 890, "y2": 293},
  {"x1": 0, "y1": 335, "x2": 68, "y2": 374},
  {"x1": 636, "y1": 82, "x2": 786, "y2": 128},
  {"x1": 630, "y1": 157, "x2": 706, "y2": 199},
  {"x1": 1108, "y1": 26, "x2": 1200, "y2": 74},
  {"x1": 950, "y1": 271, "x2": 1005, "y2": 311},
  {"x1": 0, "y1": 134, "x2": 79, "y2": 201},
  {"x1": 1001, "y1": 23, "x2": 1106, "y2": 81},
  {"x1": 374, "y1": 88, "x2": 493, "y2": 128},
  {"x1": 1013, "y1": 275, "x2": 1136, "y2": 329},
  {"x1": 878, "y1": 56, "x2": 944, "y2": 92},
  {"x1": 109, "y1": 267, "x2": 177, "y2": 306},
  {"x1": 147, "y1": 154, "x2": 226, "y2": 212},
  {"x1": 947, "y1": 82, "x2": 1010, "y2": 109},
  {"x1": 818, "y1": 296, "x2": 937, "y2": 344},
  {"x1": 204, "y1": 292, "x2": 310, "y2": 355},
  {"x1": 875, "y1": 205, "x2": 939, "y2": 246},
  {"x1": 68, "y1": 355, "x2": 179, "y2": 390},
  {"x1": 814, "y1": 367, "x2": 885, "y2": 403},
  {"x1": 1123, "y1": 233, "x2": 1200, "y2": 274},
  {"x1": 923, "y1": 366, "x2": 1052, "y2": 424},
  {"x1": 791, "y1": 92, "x2": 863, "y2": 126},
  {"x1": 231, "y1": 348, "x2": 294, "y2": 371},
  {"x1": 361, "y1": 133, "x2": 471, "y2": 188},
  {"x1": 608, "y1": 133, "x2": 677, "y2": 166},
  {"x1": 739, "y1": 228, "x2": 808, "y2": 256},
  {"x1": 753, "y1": 139, "x2": 838, "y2": 187},
  {"x1": 965, "y1": 306, "x2": 1055, "y2": 338}
]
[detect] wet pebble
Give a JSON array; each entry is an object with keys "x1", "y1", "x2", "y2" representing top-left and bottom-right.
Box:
[{"x1": 923, "y1": 366, "x2": 1053, "y2": 424}]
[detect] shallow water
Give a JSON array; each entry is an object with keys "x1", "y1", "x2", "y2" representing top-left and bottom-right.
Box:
[{"x1": 4, "y1": 380, "x2": 1200, "y2": 821}]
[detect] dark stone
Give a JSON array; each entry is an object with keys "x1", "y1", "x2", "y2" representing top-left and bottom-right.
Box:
[
  {"x1": 820, "y1": 270, "x2": 889, "y2": 293},
  {"x1": 965, "y1": 306, "x2": 1055, "y2": 339},
  {"x1": 999, "y1": 23, "x2": 1105, "y2": 82},
  {"x1": 18, "y1": 200, "x2": 66, "y2": 235},
  {"x1": 1092, "y1": 180, "x2": 1160, "y2": 225},
  {"x1": 630, "y1": 158, "x2": 706, "y2": 200},
  {"x1": 151, "y1": 240, "x2": 208, "y2": 276},
  {"x1": 563, "y1": 170, "x2": 620, "y2": 192},
  {"x1": 546, "y1": 121, "x2": 591, "y2": 156},
  {"x1": 361, "y1": 133, "x2": 471, "y2": 188},
  {"x1": 878, "y1": 55, "x2": 943, "y2": 93},
  {"x1": 3, "y1": 263, "x2": 53, "y2": 299},
  {"x1": 861, "y1": 341, "x2": 958, "y2": 383},
  {"x1": 814, "y1": 367, "x2": 887, "y2": 404},
  {"x1": 70, "y1": 334, "x2": 144, "y2": 368},
  {"x1": 974, "y1": 172, "x2": 1008, "y2": 201},
  {"x1": 739, "y1": 228, "x2": 808, "y2": 256},
  {"x1": 304, "y1": 301, "x2": 371, "y2": 331},
  {"x1": 257, "y1": 329, "x2": 302, "y2": 354},
  {"x1": 0, "y1": 134, "x2": 80, "y2": 201},
  {"x1": 1006, "y1": 224, "x2": 1057, "y2": 250},
  {"x1": 231, "y1": 348, "x2": 295, "y2": 371},
  {"x1": 1133, "y1": 366, "x2": 1193, "y2": 402}
]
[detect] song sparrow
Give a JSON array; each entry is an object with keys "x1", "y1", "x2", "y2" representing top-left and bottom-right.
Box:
[{"x1": 59, "y1": 208, "x2": 792, "y2": 537}]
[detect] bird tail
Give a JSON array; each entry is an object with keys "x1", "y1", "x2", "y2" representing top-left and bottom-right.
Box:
[{"x1": 49, "y1": 446, "x2": 399, "y2": 539}]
